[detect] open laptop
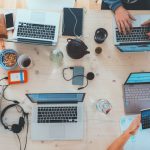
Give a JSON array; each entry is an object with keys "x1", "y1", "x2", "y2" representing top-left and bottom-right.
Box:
[
  {"x1": 13, "y1": 9, "x2": 60, "y2": 46},
  {"x1": 26, "y1": 0, "x2": 75, "y2": 11},
  {"x1": 123, "y1": 72, "x2": 150, "y2": 114},
  {"x1": 26, "y1": 93, "x2": 85, "y2": 140},
  {"x1": 113, "y1": 15, "x2": 150, "y2": 52}
]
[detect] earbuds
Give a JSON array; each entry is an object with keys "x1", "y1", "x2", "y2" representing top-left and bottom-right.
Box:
[{"x1": 94, "y1": 28, "x2": 108, "y2": 43}]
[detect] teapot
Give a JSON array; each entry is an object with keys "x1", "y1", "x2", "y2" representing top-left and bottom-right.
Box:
[{"x1": 66, "y1": 38, "x2": 90, "y2": 59}]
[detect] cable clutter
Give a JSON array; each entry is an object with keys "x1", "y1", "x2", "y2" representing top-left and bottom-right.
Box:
[
  {"x1": 0, "y1": 77, "x2": 29, "y2": 150},
  {"x1": 62, "y1": 66, "x2": 95, "y2": 90}
]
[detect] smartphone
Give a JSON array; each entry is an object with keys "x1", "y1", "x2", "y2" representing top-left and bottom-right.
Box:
[
  {"x1": 72, "y1": 66, "x2": 84, "y2": 85},
  {"x1": 4, "y1": 13, "x2": 14, "y2": 31},
  {"x1": 141, "y1": 109, "x2": 150, "y2": 129}
]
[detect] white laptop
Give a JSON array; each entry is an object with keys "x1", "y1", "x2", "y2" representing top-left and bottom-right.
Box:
[
  {"x1": 13, "y1": 9, "x2": 60, "y2": 45},
  {"x1": 26, "y1": 0, "x2": 75, "y2": 11},
  {"x1": 26, "y1": 93, "x2": 85, "y2": 141}
]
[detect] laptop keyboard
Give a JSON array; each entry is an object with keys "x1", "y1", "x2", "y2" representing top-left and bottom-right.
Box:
[
  {"x1": 17, "y1": 22, "x2": 56, "y2": 40},
  {"x1": 116, "y1": 27, "x2": 150, "y2": 42},
  {"x1": 125, "y1": 87, "x2": 150, "y2": 101},
  {"x1": 38, "y1": 106, "x2": 77, "y2": 123}
]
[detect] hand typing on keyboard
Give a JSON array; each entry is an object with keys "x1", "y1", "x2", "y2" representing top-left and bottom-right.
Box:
[
  {"x1": 114, "y1": 6, "x2": 136, "y2": 35},
  {"x1": 142, "y1": 20, "x2": 150, "y2": 38}
]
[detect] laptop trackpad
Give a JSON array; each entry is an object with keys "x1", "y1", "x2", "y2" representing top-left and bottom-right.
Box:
[
  {"x1": 49, "y1": 124, "x2": 65, "y2": 139},
  {"x1": 30, "y1": 12, "x2": 46, "y2": 23}
]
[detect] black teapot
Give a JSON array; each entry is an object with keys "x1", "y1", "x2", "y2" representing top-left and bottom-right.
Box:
[{"x1": 66, "y1": 38, "x2": 90, "y2": 59}]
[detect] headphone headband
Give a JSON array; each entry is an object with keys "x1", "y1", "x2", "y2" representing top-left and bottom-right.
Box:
[{"x1": 1, "y1": 103, "x2": 25, "y2": 131}]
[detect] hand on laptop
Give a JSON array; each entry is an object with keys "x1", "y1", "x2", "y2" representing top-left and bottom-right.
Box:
[
  {"x1": 126, "y1": 115, "x2": 141, "y2": 135},
  {"x1": 115, "y1": 6, "x2": 136, "y2": 35},
  {"x1": 141, "y1": 20, "x2": 150, "y2": 37}
]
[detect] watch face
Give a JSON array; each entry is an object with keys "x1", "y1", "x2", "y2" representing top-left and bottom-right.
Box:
[{"x1": 122, "y1": 0, "x2": 139, "y2": 4}]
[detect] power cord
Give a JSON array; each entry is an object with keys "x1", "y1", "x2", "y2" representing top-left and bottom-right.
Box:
[
  {"x1": 0, "y1": 77, "x2": 29, "y2": 150},
  {"x1": 2, "y1": 85, "x2": 19, "y2": 104},
  {"x1": 62, "y1": 67, "x2": 91, "y2": 90}
]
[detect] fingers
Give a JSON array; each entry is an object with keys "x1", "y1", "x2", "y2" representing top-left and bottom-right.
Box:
[
  {"x1": 117, "y1": 20, "x2": 131, "y2": 35},
  {"x1": 141, "y1": 19, "x2": 150, "y2": 26},
  {"x1": 147, "y1": 32, "x2": 150, "y2": 37},
  {"x1": 128, "y1": 13, "x2": 136, "y2": 21}
]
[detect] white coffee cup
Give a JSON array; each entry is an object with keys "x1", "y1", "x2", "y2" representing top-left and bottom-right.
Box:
[{"x1": 17, "y1": 54, "x2": 32, "y2": 69}]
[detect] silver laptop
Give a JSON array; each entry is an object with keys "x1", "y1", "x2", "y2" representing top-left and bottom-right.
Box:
[
  {"x1": 113, "y1": 15, "x2": 150, "y2": 52},
  {"x1": 26, "y1": 93, "x2": 85, "y2": 140},
  {"x1": 123, "y1": 72, "x2": 150, "y2": 114},
  {"x1": 13, "y1": 9, "x2": 60, "y2": 45}
]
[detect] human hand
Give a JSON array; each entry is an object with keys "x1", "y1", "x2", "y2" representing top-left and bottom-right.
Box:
[
  {"x1": 126, "y1": 115, "x2": 141, "y2": 135},
  {"x1": 114, "y1": 6, "x2": 135, "y2": 35},
  {"x1": 141, "y1": 20, "x2": 150, "y2": 37}
]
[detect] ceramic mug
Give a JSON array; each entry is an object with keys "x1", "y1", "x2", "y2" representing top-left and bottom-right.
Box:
[{"x1": 17, "y1": 54, "x2": 32, "y2": 69}]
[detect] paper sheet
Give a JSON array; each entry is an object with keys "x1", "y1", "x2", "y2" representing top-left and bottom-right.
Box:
[{"x1": 120, "y1": 116, "x2": 150, "y2": 150}]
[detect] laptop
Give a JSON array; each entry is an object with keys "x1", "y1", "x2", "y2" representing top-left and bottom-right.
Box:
[
  {"x1": 123, "y1": 72, "x2": 150, "y2": 114},
  {"x1": 113, "y1": 15, "x2": 150, "y2": 52},
  {"x1": 26, "y1": 93, "x2": 85, "y2": 140},
  {"x1": 26, "y1": 0, "x2": 75, "y2": 11},
  {"x1": 13, "y1": 9, "x2": 60, "y2": 46}
]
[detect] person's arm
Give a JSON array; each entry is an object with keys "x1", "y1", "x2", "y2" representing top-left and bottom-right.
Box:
[
  {"x1": 142, "y1": 20, "x2": 150, "y2": 37},
  {"x1": 103, "y1": 0, "x2": 122, "y2": 12},
  {"x1": 103, "y1": 0, "x2": 135, "y2": 34},
  {"x1": 107, "y1": 115, "x2": 141, "y2": 150}
]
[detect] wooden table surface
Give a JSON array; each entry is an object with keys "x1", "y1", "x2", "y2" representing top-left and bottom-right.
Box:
[{"x1": 0, "y1": 7, "x2": 150, "y2": 150}]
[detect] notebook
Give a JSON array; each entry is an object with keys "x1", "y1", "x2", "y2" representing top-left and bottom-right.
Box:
[{"x1": 62, "y1": 8, "x2": 83, "y2": 36}]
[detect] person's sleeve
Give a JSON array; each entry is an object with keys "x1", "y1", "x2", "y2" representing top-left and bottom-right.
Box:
[{"x1": 103, "y1": 0, "x2": 123, "y2": 11}]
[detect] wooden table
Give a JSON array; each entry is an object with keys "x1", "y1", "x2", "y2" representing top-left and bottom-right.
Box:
[{"x1": 0, "y1": 9, "x2": 150, "y2": 150}]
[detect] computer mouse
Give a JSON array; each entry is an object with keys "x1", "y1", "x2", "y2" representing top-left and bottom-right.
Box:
[{"x1": 94, "y1": 28, "x2": 108, "y2": 44}]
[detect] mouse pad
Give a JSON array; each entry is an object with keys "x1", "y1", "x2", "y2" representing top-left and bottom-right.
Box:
[{"x1": 62, "y1": 8, "x2": 83, "y2": 36}]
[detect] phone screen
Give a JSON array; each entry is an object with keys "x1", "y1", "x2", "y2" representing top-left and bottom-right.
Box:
[{"x1": 5, "y1": 13, "x2": 14, "y2": 29}]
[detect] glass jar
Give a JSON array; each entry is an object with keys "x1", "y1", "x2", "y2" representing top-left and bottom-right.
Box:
[
  {"x1": 50, "y1": 49, "x2": 64, "y2": 67},
  {"x1": 96, "y1": 99, "x2": 112, "y2": 114}
]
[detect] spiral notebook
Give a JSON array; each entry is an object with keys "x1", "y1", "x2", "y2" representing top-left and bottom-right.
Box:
[{"x1": 62, "y1": 8, "x2": 83, "y2": 36}]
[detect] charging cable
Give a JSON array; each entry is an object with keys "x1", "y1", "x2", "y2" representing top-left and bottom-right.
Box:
[{"x1": 62, "y1": 67, "x2": 95, "y2": 90}]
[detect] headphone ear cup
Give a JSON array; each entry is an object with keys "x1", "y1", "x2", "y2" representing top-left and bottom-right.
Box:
[
  {"x1": 19, "y1": 117, "x2": 25, "y2": 129},
  {"x1": 11, "y1": 124, "x2": 22, "y2": 133}
]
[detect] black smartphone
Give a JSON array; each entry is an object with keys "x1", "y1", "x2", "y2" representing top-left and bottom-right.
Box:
[
  {"x1": 72, "y1": 66, "x2": 84, "y2": 85},
  {"x1": 4, "y1": 13, "x2": 14, "y2": 31},
  {"x1": 141, "y1": 109, "x2": 150, "y2": 129}
]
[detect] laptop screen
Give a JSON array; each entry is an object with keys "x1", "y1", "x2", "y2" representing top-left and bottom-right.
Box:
[
  {"x1": 126, "y1": 73, "x2": 150, "y2": 84},
  {"x1": 26, "y1": 93, "x2": 85, "y2": 103}
]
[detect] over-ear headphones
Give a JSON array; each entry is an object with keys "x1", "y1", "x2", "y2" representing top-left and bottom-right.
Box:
[
  {"x1": 1, "y1": 103, "x2": 26, "y2": 133},
  {"x1": 63, "y1": 67, "x2": 95, "y2": 90},
  {"x1": 94, "y1": 28, "x2": 108, "y2": 43}
]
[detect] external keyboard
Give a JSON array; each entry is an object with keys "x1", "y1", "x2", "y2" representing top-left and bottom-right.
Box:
[
  {"x1": 38, "y1": 106, "x2": 77, "y2": 123},
  {"x1": 141, "y1": 109, "x2": 150, "y2": 129},
  {"x1": 17, "y1": 22, "x2": 56, "y2": 40},
  {"x1": 125, "y1": 87, "x2": 150, "y2": 101},
  {"x1": 116, "y1": 27, "x2": 150, "y2": 43}
]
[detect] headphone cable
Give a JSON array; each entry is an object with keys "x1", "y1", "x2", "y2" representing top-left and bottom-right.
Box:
[
  {"x1": 24, "y1": 113, "x2": 29, "y2": 150},
  {"x1": 2, "y1": 85, "x2": 19, "y2": 104},
  {"x1": 16, "y1": 133, "x2": 21, "y2": 150}
]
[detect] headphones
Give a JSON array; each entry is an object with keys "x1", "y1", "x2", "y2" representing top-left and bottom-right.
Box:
[
  {"x1": 94, "y1": 28, "x2": 108, "y2": 44},
  {"x1": 63, "y1": 67, "x2": 95, "y2": 90},
  {"x1": 1, "y1": 103, "x2": 26, "y2": 134}
]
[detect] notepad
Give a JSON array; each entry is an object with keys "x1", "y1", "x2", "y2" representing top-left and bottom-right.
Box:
[{"x1": 62, "y1": 8, "x2": 83, "y2": 36}]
